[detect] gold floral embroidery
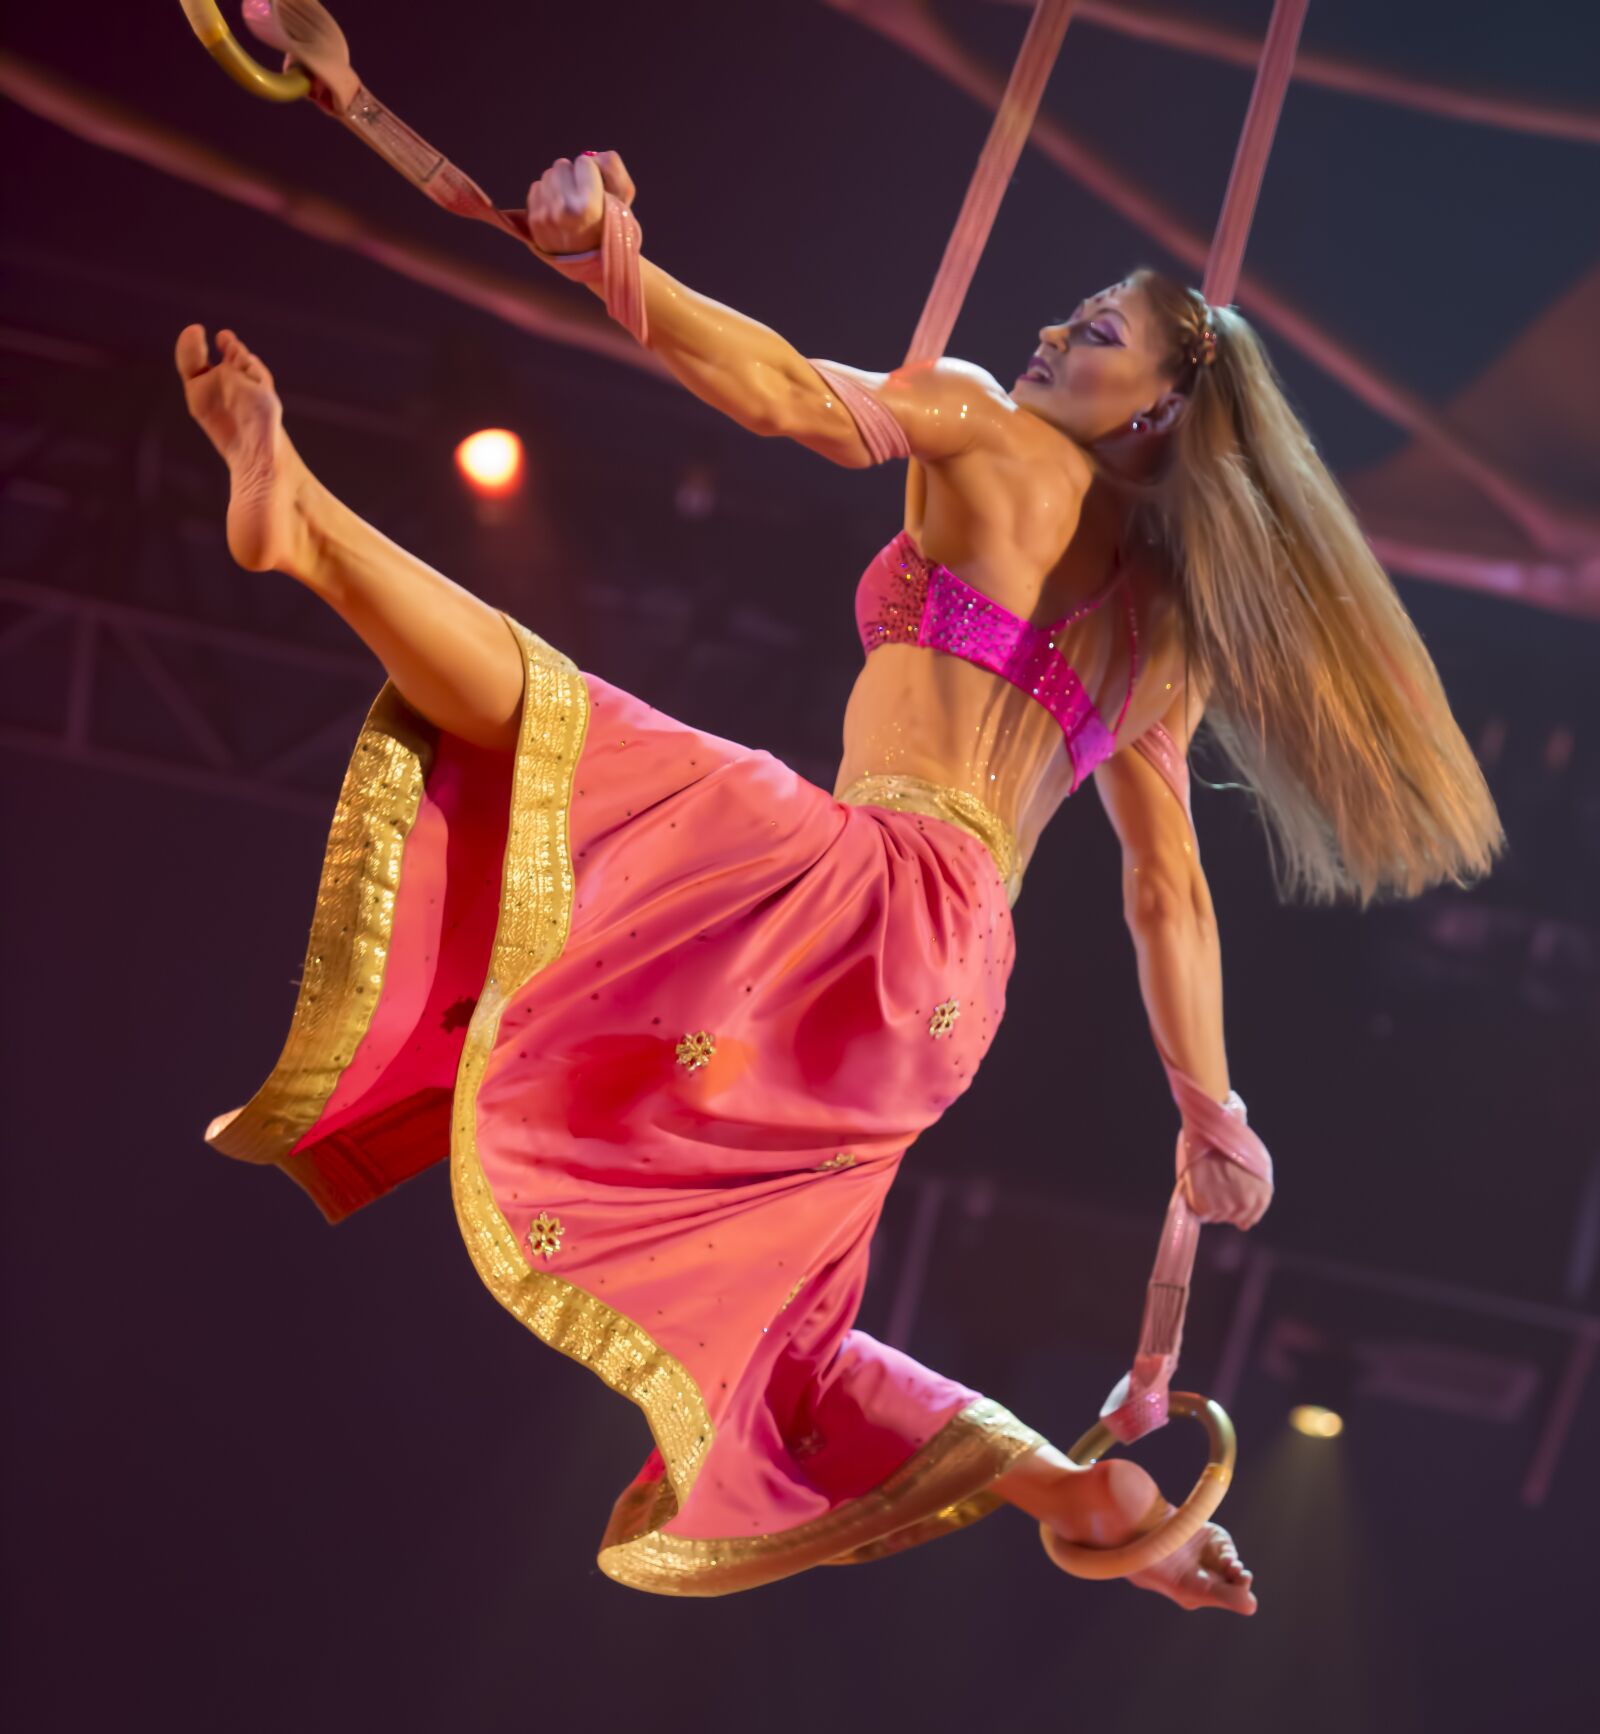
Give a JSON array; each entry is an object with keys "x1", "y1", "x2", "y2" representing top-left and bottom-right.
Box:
[
  {"x1": 675, "y1": 1030, "x2": 716, "y2": 1072},
  {"x1": 814, "y1": 1152, "x2": 858, "y2": 1172},
  {"x1": 526, "y1": 1212, "x2": 564, "y2": 1259},
  {"x1": 928, "y1": 998, "x2": 961, "y2": 1038}
]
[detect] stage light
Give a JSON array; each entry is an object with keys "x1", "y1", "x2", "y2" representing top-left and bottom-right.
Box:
[
  {"x1": 454, "y1": 428, "x2": 524, "y2": 496},
  {"x1": 1289, "y1": 1404, "x2": 1345, "y2": 1438}
]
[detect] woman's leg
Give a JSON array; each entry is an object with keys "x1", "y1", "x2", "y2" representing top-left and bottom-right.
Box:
[
  {"x1": 174, "y1": 323, "x2": 526, "y2": 751},
  {"x1": 992, "y1": 1439, "x2": 1260, "y2": 1614}
]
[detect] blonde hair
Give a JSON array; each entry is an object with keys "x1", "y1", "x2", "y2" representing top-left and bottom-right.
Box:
[{"x1": 1127, "y1": 268, "x2": 1506, "y2": 908}]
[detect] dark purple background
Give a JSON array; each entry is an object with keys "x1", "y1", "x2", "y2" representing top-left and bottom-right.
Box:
[{"x1": 2, "y1": 3, "x2": 1595, "y2": 1730}]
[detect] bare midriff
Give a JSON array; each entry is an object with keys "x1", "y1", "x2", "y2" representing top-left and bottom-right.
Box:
[{"x1": 832, "y1": 443, "x2": 1182, "y2": 886}]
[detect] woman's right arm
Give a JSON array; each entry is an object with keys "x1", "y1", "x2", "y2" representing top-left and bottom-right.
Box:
[
  {"x1": 527, "y1": 154, "x2": 1013, "y2": 466},
  {"x1": 623, "y1": 259, "x2": 1012, "y2": 466}
]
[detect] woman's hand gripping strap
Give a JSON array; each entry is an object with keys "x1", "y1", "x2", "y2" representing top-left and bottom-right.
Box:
[
  {"x1": 1098, "y1": 1080, "x2": 1272, "y2": 1445},
  {"x1": 1097, "y1": 720, "x2": 1274, "y2": 1445},
  {"x1": 527, "y1": 192, "x2": 648, "y2": 346}
]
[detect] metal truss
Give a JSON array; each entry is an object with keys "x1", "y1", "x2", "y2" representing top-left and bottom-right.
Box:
[
  {"x1": 0, "y1": 315, "x2": 835, "y2": 814},
  {"x1": 1, "y1": 314, "x2": 394, "y2": 814},
  {"x1": 0, "y1": 561, "x2": 378, "y2": 817}
]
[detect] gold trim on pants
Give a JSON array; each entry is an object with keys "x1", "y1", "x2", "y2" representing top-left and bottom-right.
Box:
[
  {"x1": 205, "y1": 626, "x2": 1042, "y2": 1592},
  {"x1": 836, "y1": 772, "x2": 1022, "y2": 907}
]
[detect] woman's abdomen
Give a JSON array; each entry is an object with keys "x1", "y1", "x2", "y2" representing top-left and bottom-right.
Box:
[{"x1": 833, "y1": 647, "x2": 1077, "y2": 868}]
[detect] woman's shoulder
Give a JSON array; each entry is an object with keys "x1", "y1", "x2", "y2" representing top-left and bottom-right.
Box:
[
  {"x1": 913, "y1": 359, "x2": 1097, "y2": 491},
  {"x1": 904, "y1": 355, "x2": 1012, "y2": 397},
  {"x1": 886, "y1": 357, "x2": 1019, "y2": 432}
]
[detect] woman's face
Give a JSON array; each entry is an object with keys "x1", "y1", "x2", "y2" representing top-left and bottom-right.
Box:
[{"x1": 1012, "y1": 280, "x2": 1179, "y2": 445}]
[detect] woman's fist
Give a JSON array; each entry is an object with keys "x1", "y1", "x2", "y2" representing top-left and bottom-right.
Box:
[
  {"x1": 1181, "y1": 1148, "x2": 1273, "y2": 1230},
  {"x1": 526, "y1": 151, "x2": 637, "y2": 254}
]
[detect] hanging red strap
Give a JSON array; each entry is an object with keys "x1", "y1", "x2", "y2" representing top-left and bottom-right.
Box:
[
  {"x1": 1202, "y1": 0, "x2": 1310, "y2": 307},
  {"x1": 903, "y1": 0, "x2": 1077, "y2": 366}
]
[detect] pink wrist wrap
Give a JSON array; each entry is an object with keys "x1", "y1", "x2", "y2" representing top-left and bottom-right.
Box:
[
  {"x1": 1099, "y1": 1051, "x2": 1274, "y2": 1444},
  {"x1": 804, "y1": 364, "x2": 913, "y2": 465},
  {"x1": 527, "y1": 193, "x2": 648, "y2": 347}
]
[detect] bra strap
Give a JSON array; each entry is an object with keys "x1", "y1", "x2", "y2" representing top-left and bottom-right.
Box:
[{"x1": 1046, "y1": 549, "x2": 1125, "y2": 634}]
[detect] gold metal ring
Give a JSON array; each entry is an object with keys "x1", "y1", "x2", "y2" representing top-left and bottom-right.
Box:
[
  {"x1": 1039, "y1": 1391, "x2": 1237, "y2": 1581},
  {"x1": 179, "y1": 1, "x2": 311, "y2": 102}
]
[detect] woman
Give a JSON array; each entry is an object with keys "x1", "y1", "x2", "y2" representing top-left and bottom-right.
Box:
[{"x1": 181, "y1": 151, "x2": 1501, "y2": 1608}]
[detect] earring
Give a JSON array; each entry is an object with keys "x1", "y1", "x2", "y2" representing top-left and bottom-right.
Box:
[{"x1": 1130, "y1": 415, "x2": 1148, "y2": 434}]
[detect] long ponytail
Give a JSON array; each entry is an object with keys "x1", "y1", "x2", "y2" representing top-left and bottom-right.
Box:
[{"x1": 1130, "y1": 268, "x2": 1505, "y2": 908}]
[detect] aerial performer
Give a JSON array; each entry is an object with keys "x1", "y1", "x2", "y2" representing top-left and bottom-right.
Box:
[{"x1": 179, "y1": 0, "x2": 1504, "y2": 1603}]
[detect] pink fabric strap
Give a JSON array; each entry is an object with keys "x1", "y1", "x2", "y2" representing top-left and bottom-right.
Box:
[
  {"x1": 241, "y1": 5, "x2": 651, "y2": 346},
  {"x1": 1129, "y1": 720, "x2": 1193, "y2": 820},
  {"x1": 807, "y1": 362, "x2": 913, "y2": 465},
  {"x1": 1202, "y1": 0, "x2": 1309, "y2": 307},
  {"x1": 1100, "y1": 1065, "x2": 1274, "y2": 1444},
  {"x1": 904, "y1": 0, "x2": 1078, "y2": 366},
  {"x1": 527, "y1": 195, "x2": 648, "y2": 346}
]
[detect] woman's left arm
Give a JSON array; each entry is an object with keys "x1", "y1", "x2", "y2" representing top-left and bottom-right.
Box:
[
  {"x1": 1094, "y1": 700, "x2": 1272, "y2": 1230},
  {"x1": 1095, "y1": 741, "x2": 1231, "y2": 1104}
]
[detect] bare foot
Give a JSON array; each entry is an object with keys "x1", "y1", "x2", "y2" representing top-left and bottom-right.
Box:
[
  {"x1": 1043, "y1": 1456, "x2": 1259, "y2": 1615},
  {"x1": 174, "y1": 324, "x2": 310, "y2": 574},
  {"x1": 1124, "y1": 1501, "x2": 1259, "y2": 1615}
]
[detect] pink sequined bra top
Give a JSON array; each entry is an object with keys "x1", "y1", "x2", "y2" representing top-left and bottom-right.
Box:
[{"x1": 855, "y1": 531, "x2": 1140, "y2": 792}]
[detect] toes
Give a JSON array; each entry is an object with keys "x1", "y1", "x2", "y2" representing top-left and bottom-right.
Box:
[
  {"x1": 1201, "y1": 1527, "x2": 1255, "y2": 1591},
  {"x1": 1197, "y1": 1570, "x2": 1258, "y2": 1614},
  {"x1": 175, "y1": 324, "x2": 209, "y2": 380},
  {"x1": 216, "y1": 331, "x2": 271, "y2": 388}
]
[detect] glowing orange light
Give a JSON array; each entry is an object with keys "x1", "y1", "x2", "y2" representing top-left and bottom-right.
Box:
[
  {"x1": 454, "y1": 428, "x2": 524, "y2": 495},
  {"x1": 1288, "y1": 1404, "x2": 1345, "y2": 1438}
]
